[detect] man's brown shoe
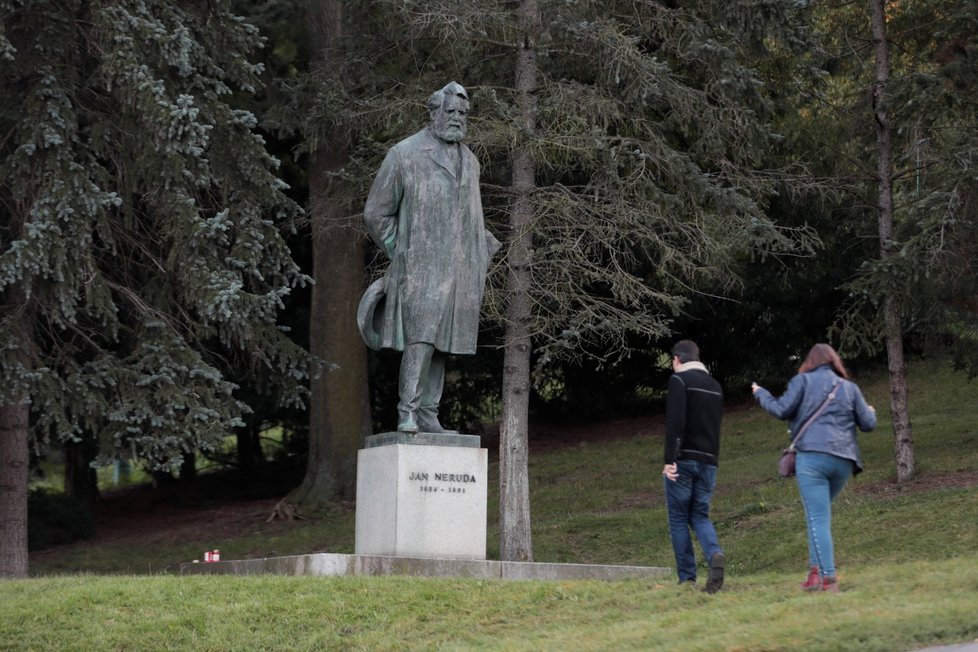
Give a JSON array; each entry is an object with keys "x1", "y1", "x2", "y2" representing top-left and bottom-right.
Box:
[{"x1": 705, "y1": 553, "x2": 725, "y2": 594}]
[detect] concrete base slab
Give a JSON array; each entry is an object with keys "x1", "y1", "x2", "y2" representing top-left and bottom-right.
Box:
[
  {"x1": 365, "y1": 432, "x2": 481, "y2": 448},
  {"x1": 180, "y1": 553, "x2": 670, "y2": 581}
]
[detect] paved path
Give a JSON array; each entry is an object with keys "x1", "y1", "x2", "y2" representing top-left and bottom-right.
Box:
[
  {"x1": 181, "y1": 552, "x2": 671, "y2": 581},
  {"x1": 913, "y1": 643, "x2": 978, "y2": 652}
]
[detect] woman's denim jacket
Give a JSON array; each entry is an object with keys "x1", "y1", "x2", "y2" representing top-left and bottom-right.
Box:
[{"x1": 755, "y1": 364, "x2": 877, "y2": 473}]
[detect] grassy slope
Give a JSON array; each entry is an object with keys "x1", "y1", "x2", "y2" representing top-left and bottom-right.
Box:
[
  {"x1": 3, "y1": 562, "x2": 977, "y2": 651},
  {"x1": 7, "y1": 358, "x2": 978, "y2": 651}
]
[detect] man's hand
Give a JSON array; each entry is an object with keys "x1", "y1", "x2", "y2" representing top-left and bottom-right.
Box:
[{"x1": 662, "y1": 463, "x2": 678, "y2": 482}]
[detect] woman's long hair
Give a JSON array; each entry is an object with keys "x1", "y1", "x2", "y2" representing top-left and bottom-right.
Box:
[{"x1": 798, "y1": 343, "x2": 850, "y2": 379}]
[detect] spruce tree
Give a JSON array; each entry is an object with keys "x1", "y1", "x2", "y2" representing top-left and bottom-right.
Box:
[
  {"x1": 824, "y1": 0, "x2": 978, "y2": 481},
  {"x1": 0, "y1": 0, "x2": 308, "y2": 577}
]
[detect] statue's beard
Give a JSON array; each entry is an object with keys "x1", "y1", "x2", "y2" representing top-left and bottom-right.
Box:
[{"x1": 433, "y1": 121, "x2": 466, "y2": 143}]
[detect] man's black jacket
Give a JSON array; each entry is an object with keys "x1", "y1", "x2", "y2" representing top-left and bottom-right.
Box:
[{"x1": 664, "y1": 365, "x2": 723, "y2": 466}]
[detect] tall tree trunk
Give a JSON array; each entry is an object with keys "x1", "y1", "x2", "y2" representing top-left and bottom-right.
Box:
[
  {"x1": 179, "y1": 451, "x2": 197, "y2": 483},
  {"x1": 287, "y1": 0, "x2": 371, "y2": 509},
  {"x1": 236, "y1": 413, "x2": 265, "y2": 478},
  {"x1": 0, "y1": 402, "x2": 28, "y2": 578},
  {"x1": 0, "y1": 289, "x2": 31, "y2": 578},
  {"x1": 499, "y1": 0, "x2": 540, "y2": 562},
  {"x1": 64, "y1": 439, "x2": 99, "y2": 507},
  {"x1": 870, "y1": 0, "x2": 915, "y2": 482}
]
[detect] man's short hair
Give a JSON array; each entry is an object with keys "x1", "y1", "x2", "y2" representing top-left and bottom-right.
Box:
[
  {"x1": 671, "y1": 339, "x2": 700, "y2": 363},
  {"x1": 427, "y1": 81, "x2": 469, "y2": 113}
]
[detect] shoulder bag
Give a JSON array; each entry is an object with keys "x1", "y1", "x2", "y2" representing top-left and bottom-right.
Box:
[{"x1": 778, "y1": 377, "x2": 842, "y2": 478}]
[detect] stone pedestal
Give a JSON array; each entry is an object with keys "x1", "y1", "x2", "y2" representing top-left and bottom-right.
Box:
[{"x1": 355, "y1": 433, "x2": 487, "y2": 560}]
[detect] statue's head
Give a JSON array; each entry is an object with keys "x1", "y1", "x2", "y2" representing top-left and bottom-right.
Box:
[{"x1": 428, "y1": 81, "x2": 469, "y2": 143}]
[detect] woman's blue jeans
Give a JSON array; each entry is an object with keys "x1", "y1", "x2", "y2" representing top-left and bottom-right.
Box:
[
  {"x1": 795, "y1": 451, "x2": 853, "y2": 579},
  {"x1": 664, "y1": 460, "x2": 723, "y2": 582}
]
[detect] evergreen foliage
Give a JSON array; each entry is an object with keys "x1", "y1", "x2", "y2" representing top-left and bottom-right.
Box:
[
  {"x1": 276, "y1": 0, "x2": 821, "y2": 381},
  {"x1": 0, "y1": 0, "x2": 309, "y2": 471},
  {"x1": 826, "y1": 0, "x2": 978, "y2": 372}
]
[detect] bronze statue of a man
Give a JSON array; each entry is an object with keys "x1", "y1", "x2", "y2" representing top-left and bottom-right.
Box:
[{"x1": 358, "y1": 81, "x2": 500, "y2": 434}]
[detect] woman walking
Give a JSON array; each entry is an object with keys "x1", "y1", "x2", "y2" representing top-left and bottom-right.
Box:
[{"x1": 751, "y1": 343, "x2": 876, "y2": 592}]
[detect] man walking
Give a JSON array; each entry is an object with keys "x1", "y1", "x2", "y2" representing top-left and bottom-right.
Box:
[{"x1": 662, "y1": 339, "x2": 726, "y2": 592}]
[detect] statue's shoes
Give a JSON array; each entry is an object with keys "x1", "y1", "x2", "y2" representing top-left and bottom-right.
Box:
[
  {"x1": 417, "y1": 420, "x2": 458, "y2": 434},
  {"x1": 397, "y1": 417, "x2": 419, "y2": 433}
]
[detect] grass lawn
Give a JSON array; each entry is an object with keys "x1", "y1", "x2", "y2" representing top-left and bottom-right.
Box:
[{"x1": 8, "y1": 357, "x2": 978, "y2": 651}]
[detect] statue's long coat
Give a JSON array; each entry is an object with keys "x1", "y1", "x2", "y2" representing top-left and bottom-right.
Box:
[{"x1": 363, "y1": 127, "x2": 500, "y2": 354}]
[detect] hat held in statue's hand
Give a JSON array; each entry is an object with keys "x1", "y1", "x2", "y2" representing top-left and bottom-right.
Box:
[{"x1": 357, "y1": 278, "x2": 386, "y2": 351}]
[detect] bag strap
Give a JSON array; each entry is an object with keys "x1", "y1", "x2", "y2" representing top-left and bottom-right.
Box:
[{"x1": 788, "y1": 377, "x2": 842, "y2": 451}]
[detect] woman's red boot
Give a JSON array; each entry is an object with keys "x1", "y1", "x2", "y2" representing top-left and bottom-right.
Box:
[
  {"x1": 821, "y1": 577, "x2": 840, "y2": 593},
  {"x1": 800, "y1": 566, "x2": 821, "y2": 591}
]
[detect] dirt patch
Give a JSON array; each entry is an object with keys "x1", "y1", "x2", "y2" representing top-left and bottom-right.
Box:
[
  {"x1": 528, "y1": 414, "x2": 664, "y2": 453},
  {"x1": 27, "y1": 491, "x2": 317, "y2": 564},
  {"x1": 27, "y1": 465, "x2": 324, "y2": 563},
  {"x1": 851, "y1": 469, "x2": 978, "y2": 497},
  {"x1": 600, "y1": 490, "x2": 661, "y2": 514}
]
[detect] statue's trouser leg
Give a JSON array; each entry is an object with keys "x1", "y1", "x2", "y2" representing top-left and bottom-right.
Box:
[
  {"x1": 418, "y1": 352, "x2": 455, "y2": 433},
  {"x1": 397, "y1": 342, "x2": 434, "y2": 432}
]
